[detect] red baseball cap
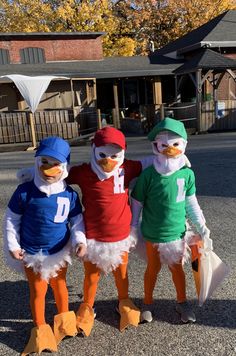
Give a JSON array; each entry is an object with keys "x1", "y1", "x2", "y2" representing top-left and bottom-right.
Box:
[{"x1": 93, "y1": 127, "x2": 126, "y2": 149}]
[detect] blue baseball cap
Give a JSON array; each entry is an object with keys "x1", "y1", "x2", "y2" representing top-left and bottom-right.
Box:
[{"x1": 35, "y1": 136, "x2": 70, "y2": 163}]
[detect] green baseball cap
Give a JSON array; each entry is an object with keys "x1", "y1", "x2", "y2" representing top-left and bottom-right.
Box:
[{"x1": 148, "y1": 117, "x2": 187, "y2": 141}]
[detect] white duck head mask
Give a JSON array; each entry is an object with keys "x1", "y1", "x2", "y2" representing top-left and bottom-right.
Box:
[
  {"x1": 91, "y1": 143, "x2": 125, "y2": 180},
  {"x1": 152, "y1": 131, "x2": 188, "y2": 175}
]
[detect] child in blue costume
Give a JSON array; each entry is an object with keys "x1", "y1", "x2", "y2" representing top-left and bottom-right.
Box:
[
  {"x1": 131, "y1": 118, "x2": 211, "y2": 324},
  {"x1": 3, "y1": 137, "x2": 87, "y2": 355}
]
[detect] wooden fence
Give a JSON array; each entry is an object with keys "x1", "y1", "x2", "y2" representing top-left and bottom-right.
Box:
[
  {"x1": 154, "y1": 100, "x2": 236, "y2": 132},
  {"x1": 1, "y1": 101, "x2": 236, "y2": 144},
  {"x1": 201, "y1": 100, "x2": 236, "y2": 132},
  {"x1": 0, "y1": 110, "x2": 79, "y2": 144}
]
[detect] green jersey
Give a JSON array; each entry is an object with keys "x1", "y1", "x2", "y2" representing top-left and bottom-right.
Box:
[{"x1": 131, "y1": 165, "x2": 196, "y2": 243}]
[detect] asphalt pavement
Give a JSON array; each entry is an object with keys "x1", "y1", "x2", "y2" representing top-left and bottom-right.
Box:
[{"x1": 0, "y1": 132, "x2": 235, "y2": 356}]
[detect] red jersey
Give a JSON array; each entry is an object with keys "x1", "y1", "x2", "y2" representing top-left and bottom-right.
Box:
[{"x1": 67, "y1": 159, "x2": 142, "y2": 242}]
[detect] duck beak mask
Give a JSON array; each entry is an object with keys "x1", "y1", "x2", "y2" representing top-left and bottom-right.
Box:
[
  {"x1": 90, "y1": 127, "x2": 126, "y2": 180},
  {"x1": 34, "y1": 136, "x2": 70, "y2": 196},
  {"x1": 95, "y1": 145, "x2": 124, "y2": 173},
  {"x1": 152, "y1": 132, "x2": 187, "y2": 158},
  {"x1": 39, "y1": 161, "x2": 64, "y2": 178},
  {"x1": 151, "y1": 131, "x2": 188, "y2": 175}
]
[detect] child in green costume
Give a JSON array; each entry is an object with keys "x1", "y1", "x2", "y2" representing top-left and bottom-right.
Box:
[{"x1": 131, "y1": 117, "x2": 211, "y2": 323}]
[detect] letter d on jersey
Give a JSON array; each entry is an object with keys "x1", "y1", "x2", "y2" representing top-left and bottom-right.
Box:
[{"x1": 54, "y1": 197, "x2": 70, "y2": 222}]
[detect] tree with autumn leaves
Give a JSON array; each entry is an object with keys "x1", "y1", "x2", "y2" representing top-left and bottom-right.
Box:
[{"x1": 0, "y1": 0, "x2": 235, "y2": 56}]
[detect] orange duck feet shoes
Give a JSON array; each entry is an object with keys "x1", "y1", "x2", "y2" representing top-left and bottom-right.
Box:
[
  {"x1": 118, "y1": 298, "x2": 141, "y2": 332},
  {"x1": 54, "y1": 311, "x2": 77, "y2": 344},
  {"x1": 76, "y1": 303, "x2": 95, "y2": 337},
  {"x1": 21, "y1": 324, "x2": 57, "y2": 356}
]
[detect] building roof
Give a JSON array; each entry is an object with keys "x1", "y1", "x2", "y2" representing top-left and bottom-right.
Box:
[
  {"x1": 174, "y1": 48, "x2": 236, "y2": 74},
  {"x1": 155, "y1": 10, "x2": 236, "y2": 57},
  {"x1": 0, "y1": 32, "x2": 105, "y2": 39},
  {"x1": 0, "y1": 55, "x2": 183, "y2": 81},
  {"x1": 0, "y1": 10, "x2": 236, "y2": 81}
]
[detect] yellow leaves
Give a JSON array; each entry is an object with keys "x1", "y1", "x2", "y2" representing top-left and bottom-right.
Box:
[
  {"x1": 0, "y1": 0, "x2": 56, "y2": 32},
  {"x1": 145, "y1": 0, "x2": 236, "y2": 50},
  {"x1": 104, "y1": 36, "x2": 136, "y2": 57},
  {"x1": 0, "y1": 0, "x2": 235, "y2": 55},
  {"x1": 53, "y1": 0, "x2": 115, "y2": 32}
]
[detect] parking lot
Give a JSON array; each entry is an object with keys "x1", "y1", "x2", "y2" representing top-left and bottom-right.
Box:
[{"x1": 0, "y1": 132, "x2": 235, "y2": 356}]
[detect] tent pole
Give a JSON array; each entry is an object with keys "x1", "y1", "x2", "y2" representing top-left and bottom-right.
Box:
[
  {"x1": 196, "y1": 69, "x2": 202, "y2": 133},
  {"x1": 113, "y1": 80, "x2": 120, "y2": 129},
  {"x1": 27, "y1": 111, "x2": 37, "y2": 150}
]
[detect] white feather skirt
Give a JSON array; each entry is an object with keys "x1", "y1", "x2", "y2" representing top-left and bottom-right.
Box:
[
  {"x1": 155, "y1": 228, "x2": 194, "y2": 265},
  {"x1": 134, "y1": 224, "x2": 195, "y2": 265},
  {"x1": 84, "y1": 234, "x2": 137, "y2": 274},
  {"x1": 4, "y1": 240, "x2": 72, "y2": 282}
]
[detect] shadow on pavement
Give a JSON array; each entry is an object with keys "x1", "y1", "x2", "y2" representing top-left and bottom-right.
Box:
[
  {"x1": 0, "y1": 279, "x2": 61, "y2": 353},
  {"x1": 0, "y1": 280, "x2": 235, "y2": 353},
  {"x1": 85, "y1": 298, "x2": 236, "y2": 329}
]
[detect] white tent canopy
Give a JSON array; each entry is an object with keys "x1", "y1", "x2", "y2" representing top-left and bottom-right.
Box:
[
  {"x1": 0, "y1": 74, "x2": 68, "y2": 113},
  {"x1": 0, "y1": 74, "x2": 69, "y2": 148}
]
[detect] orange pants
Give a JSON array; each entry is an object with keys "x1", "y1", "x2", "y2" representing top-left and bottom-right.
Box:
[
  {"x1": 83, "y1": 252, "x2": 129, "y2": 307},
  {"x1": 24, "y1": 266, "x2": 69, "y2": 326},
  {"x1": 144, "y1": 241, "x2": 186, "y2": 305}
]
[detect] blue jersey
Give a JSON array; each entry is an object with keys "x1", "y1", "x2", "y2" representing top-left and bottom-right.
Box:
[{"x1": 8, "y1": 181, "x2": 82, "y2": 255}]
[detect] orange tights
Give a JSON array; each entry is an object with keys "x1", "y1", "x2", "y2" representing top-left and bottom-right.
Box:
[
  {"x1": 24, "y1": 266, "x2": 69, "y2": 326},
  {"x1": 83, "y1": 252, "x2": 129, "y2": 307},
  {"x1": 144, "y1": 241, "x2": 186, "y2": 305}
]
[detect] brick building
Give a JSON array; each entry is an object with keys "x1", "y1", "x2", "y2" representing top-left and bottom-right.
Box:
[
  {"x1": 1, "y1": 10, "x2": 236, "y2": 145},
  {"x1": 0, "y1": 32, "x2": 104, "y2": 64}
]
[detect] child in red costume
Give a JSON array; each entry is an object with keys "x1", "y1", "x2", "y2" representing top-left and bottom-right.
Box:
[{"x1": 67, "y1": 126, "x2": 153, "y2": 335}]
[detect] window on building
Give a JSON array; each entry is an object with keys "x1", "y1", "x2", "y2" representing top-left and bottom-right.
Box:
[
  {"x1": 0, "y1": 49, "x2": 10, "y2": 64},
  {"x1": 20, "y1": 47, "x2": 45, "y2": 64}
]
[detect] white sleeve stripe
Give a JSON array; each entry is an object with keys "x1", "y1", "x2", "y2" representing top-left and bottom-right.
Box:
[
  {"x1": 70, "y1": 213, "x2": 87, "y2": 247},
  {"x1": 3, "y1": 207, "x2": 22, "y2": 251},
  {"x1": 186, "y1": 194, "x2": 206, "y2": 231}
]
